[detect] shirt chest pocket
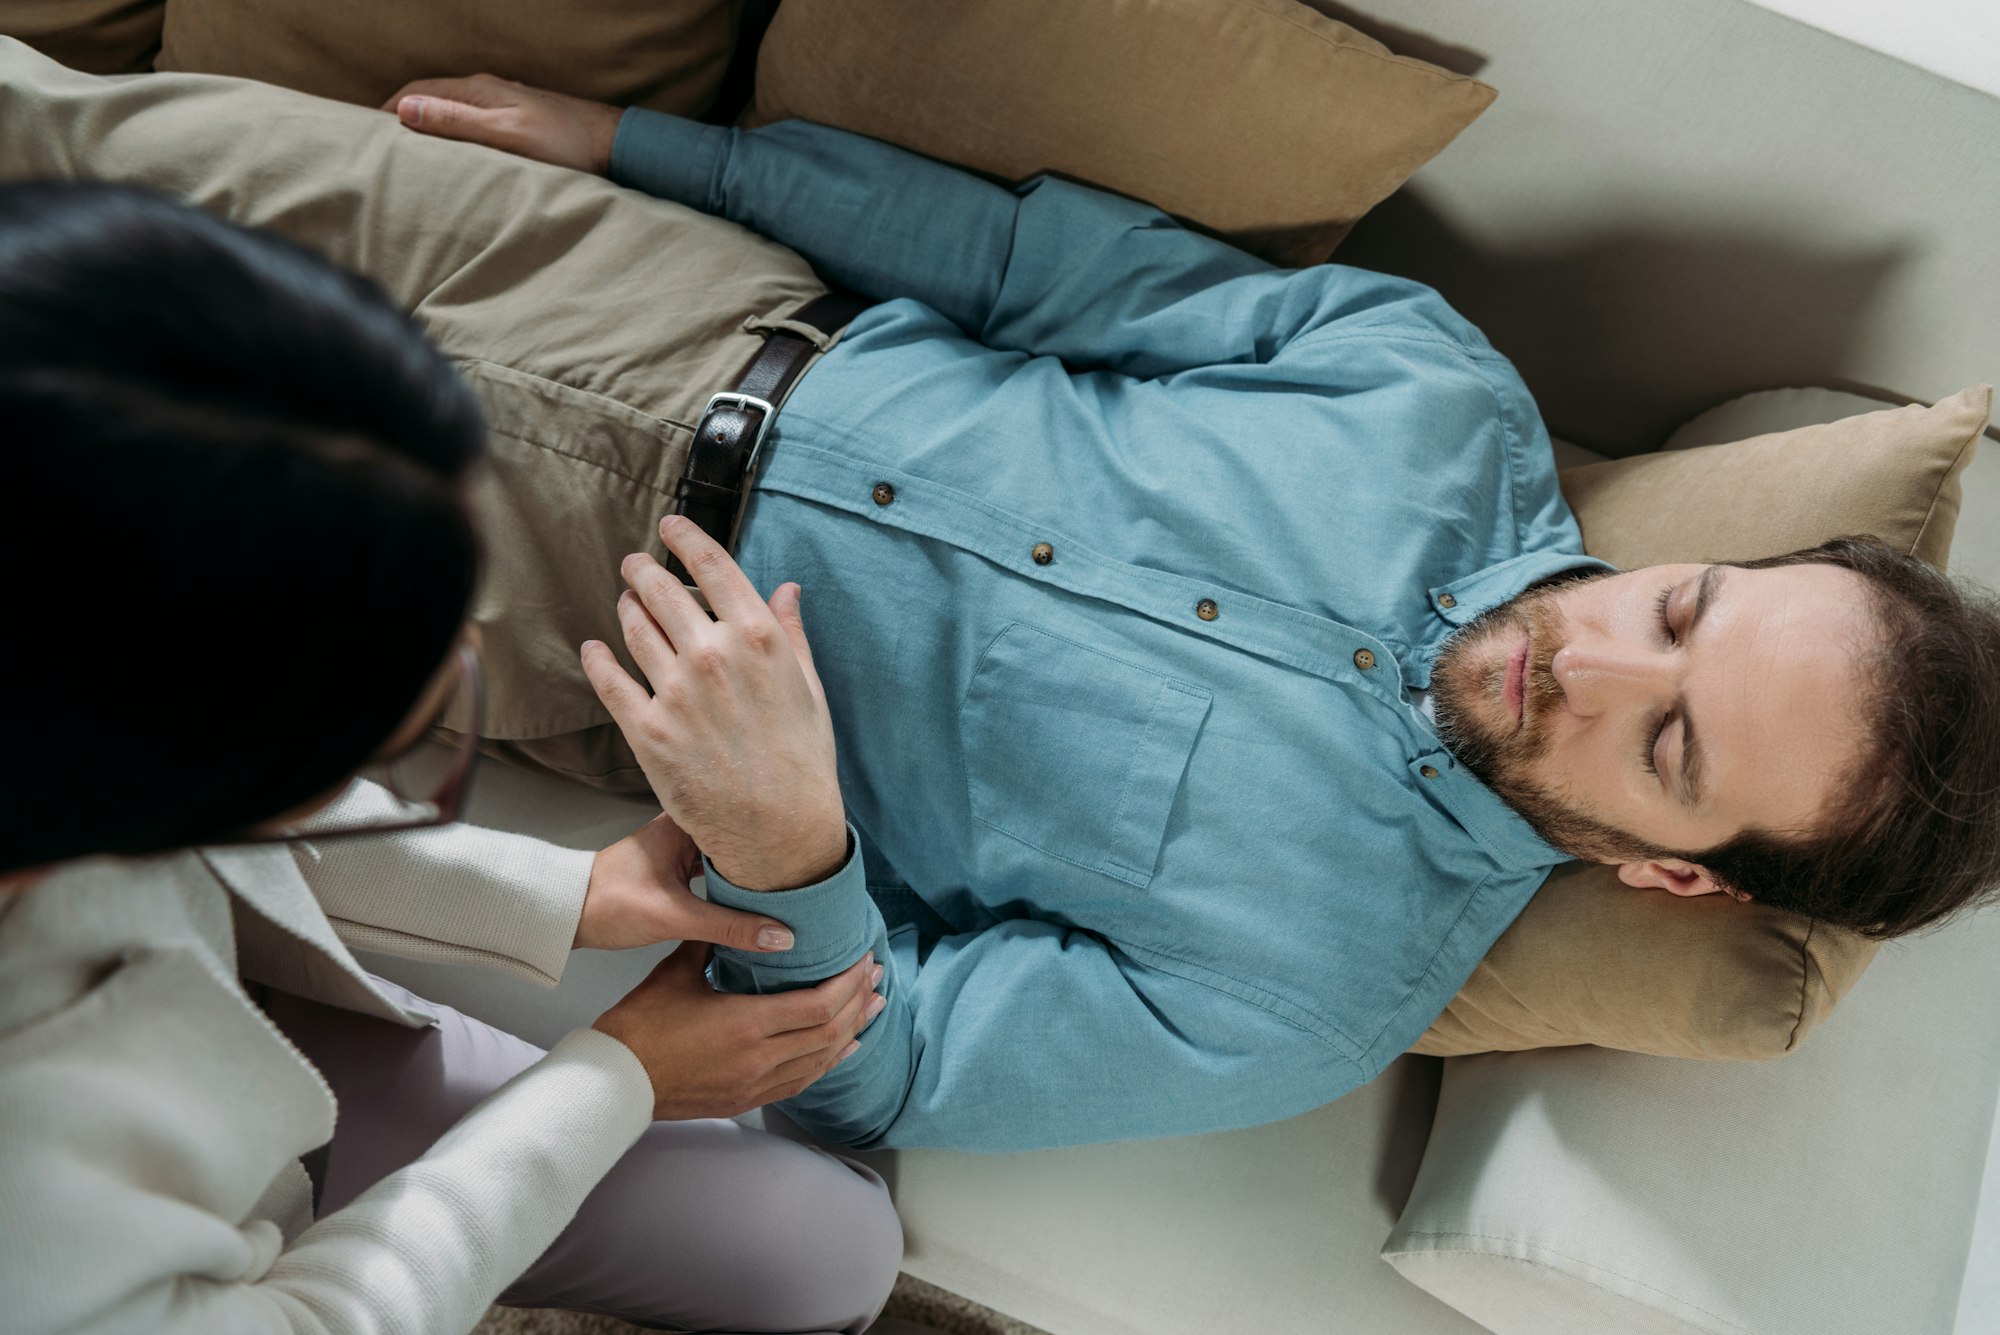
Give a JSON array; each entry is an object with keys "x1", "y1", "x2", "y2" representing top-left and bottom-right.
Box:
[{"x1": 960, "y1": 623, "x2": 1212, "y2": 888}]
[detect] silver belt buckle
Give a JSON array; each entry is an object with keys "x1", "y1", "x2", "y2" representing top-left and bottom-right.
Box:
[{"x1": 702, "y1": 390, "x2": 778, "y2": 481}]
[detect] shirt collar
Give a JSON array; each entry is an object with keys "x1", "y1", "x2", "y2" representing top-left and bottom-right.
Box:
[
  {"x1": 1408, "y1": 550, "x2": 1614, "y2": 688},
  {"x1": 1407, "y1": 750, "x2": 1573, "y2": 874},
  {"x1": 1430, "y1": 549, "x2": 1616, "y2": 627},
  {"x1": 1409, "y1": 549, "x2": 1612, "y2": 873}
]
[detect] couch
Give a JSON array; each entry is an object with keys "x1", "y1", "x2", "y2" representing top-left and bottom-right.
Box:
[
  {"x1": 364, "y1": 403, "x2": 1999, "y2": 1335},
  {"x1": 344, "y1": 4, "x2": 2000, "y2": 1332}
]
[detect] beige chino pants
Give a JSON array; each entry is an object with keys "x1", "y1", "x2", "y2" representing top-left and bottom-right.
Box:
[{"x1": 0, "y1": 36, "x2": 829, "y2": 789}]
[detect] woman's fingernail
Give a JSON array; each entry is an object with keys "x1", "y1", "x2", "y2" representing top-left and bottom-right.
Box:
[
  {"x1": 864, "y1": 993, "x2": 887, "y2": 1020},
  {"x1": 400, "y1": 96, "x2": 425, "y2": 124},
  {"x1": 871, "y1": 963, "x2": 884, "y2": 986},
  {"x1": 837, "y1": 1041, "x2": 861, "y2": 1062},
  {"x1": 756, "y1": 925, "x2": 794, "y2": 950}
]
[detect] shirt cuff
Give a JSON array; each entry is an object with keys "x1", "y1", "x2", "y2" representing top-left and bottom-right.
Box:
[
  {"x1": 702, "y1": 825, "x2": 873, "y2": 980},
  {"x1": 609, "y1": 108, "x2": 730, "y2": 211}
]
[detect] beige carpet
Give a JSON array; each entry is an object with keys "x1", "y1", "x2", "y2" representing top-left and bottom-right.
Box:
[{"x1": 471, "y1": 1272, "x2": 1049, "y2": 1335}]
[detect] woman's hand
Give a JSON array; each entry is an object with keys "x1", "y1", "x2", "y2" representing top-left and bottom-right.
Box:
[
  {"x1": 575, "y1": 812, "x2": 797, "y2": 953},
  {"x1": 594, "y1": 944, "x2": 884, "y2": 1119},
  {"x1": 582, "y1": 516, "x2": 849, "y2": 893},
  {"x1": 382, "y1": 74, "x2": 622, "y2": 175}
]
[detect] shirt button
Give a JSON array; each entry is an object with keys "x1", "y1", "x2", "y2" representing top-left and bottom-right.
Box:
[
  {"x1": 1195, "y1": 598, "x2": 1219, "y2": 621},
  {"x1": 1353, "y1": 648, "x2": 1377, "y2": 670},
  {"x1": 871, "y1": 482, "x2": 896, "y2": 506},
  {"x1": 1421, "y1": 764, "x2": 1441, "y2": 779},
  {"x1": 1437, "y1": 593, "x2": 1457, "y2": 609},
  {"x1": 1031, "y1": 542, "x2": 1054, "y2": 565}
]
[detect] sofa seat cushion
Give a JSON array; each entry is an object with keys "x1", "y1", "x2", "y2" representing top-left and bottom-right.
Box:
[{"x1": 1386, "y1": 901, "x2": 2000, "y2": 1334}]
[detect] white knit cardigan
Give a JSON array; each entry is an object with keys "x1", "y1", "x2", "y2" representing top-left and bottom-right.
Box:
[{"x1": 0, "y1": 783, "x2": 654, "y2": 1334}]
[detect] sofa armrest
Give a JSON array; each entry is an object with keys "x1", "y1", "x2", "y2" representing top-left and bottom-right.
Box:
[{"x1": 1383, "y1": 905, "x2": 2000, "y2": 1335}]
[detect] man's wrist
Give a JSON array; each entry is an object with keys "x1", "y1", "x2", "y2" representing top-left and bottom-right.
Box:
[
  {"x1": 608, "y1": 109, "x2": 730, "y2": 209},
  {"x1": 708, "y1": 821, "x2": 851, "y2": 893},
  {"x1": 704, "y1": 824, "x2": 872, "y2": 986},
  {"x1": 586, "y1": 102, "x2": 622, "y2": 176}
]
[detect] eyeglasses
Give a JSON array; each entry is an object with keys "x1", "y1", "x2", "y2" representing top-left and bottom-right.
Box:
[{"x1": 208, "y1": 644, "x2": 484, "y2": 848}]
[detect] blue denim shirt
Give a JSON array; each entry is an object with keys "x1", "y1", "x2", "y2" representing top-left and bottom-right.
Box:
[{"x1": 611, "y1": 112, "x2": 1608, "y2": 1151}]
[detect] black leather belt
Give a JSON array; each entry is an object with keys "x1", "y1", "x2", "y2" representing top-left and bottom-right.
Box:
[{"x1": 668, "y1": 290, "x2": 875, "y2": 582}]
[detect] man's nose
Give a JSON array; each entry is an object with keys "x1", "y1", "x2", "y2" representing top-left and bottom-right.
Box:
[{"x1": 1549, "y1": 641, "x2": 1676, "y2": 716}]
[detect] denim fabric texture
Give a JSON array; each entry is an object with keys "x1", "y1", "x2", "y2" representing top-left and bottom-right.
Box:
[{"x1": 611, "y1": 113, "x2": 1610, "y2": 1151}]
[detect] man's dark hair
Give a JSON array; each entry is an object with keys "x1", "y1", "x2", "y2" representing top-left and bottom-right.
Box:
[
  {"x1": 1696, "y1": 534, "x2": 2000, "y2": 938},
  {"x1": 1, "y1": 182, "x2": 484, "y2": 872}
]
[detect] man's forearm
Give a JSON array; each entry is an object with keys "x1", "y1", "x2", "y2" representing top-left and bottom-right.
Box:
[
  {"x1": 606, "y1": 109, "x2": 1373, "y2": 381},
  {"x1": 703, "y1": 829, "x2": 913, "y2": 1146},
  {"x1": 609, "y1": 110, "x2": 1017, "y2": 336},
  {"x1": 704, "y1": 827, "x2": 882, "y2": 981}
]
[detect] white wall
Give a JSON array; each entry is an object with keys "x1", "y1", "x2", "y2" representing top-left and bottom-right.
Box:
[{"x1": 1743, "y1": 0, "x2": 2000, "y2": 99}]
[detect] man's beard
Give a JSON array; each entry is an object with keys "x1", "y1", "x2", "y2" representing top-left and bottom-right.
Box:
[{"x1": 1429, "y1": 573, "x2": 1673, "y2": 865}]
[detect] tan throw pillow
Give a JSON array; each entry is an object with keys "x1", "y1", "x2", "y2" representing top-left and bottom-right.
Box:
[
  {"x1": 155, "y1": 0, "x2": 736, "y2": 116},
  {"x1": 746, "y1": 0, "x2": 1495, "y2": 268},
  {"x1": 1415, "y1": 384, "x2": 1992, "y2": 1059},
  {"x1": 4, "y1": 0, "x2": 164, "y2": 74}
]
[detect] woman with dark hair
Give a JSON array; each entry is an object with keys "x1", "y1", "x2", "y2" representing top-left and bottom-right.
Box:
[{"x1": 0, "y1": 183, "x2": 902, "y2": 1335}]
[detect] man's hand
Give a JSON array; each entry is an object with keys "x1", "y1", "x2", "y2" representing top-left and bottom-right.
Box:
[
  {"x1": 382, "y1": 74, "x2": 622, "y2": 175},
  {"x1": 582, "y1": 515, "x2": 848, "y2": 892},
  {"x1": 575, "y1": 812, "x2": 797, "y2": 953},
  {"x1": 594, "y1": 945, "x2": 884, "y2": 1120}
]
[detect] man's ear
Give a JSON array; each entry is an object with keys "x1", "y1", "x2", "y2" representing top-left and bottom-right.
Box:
[{"x1": 1616, "y1": 858, "x2": 1744, "y2": 900}]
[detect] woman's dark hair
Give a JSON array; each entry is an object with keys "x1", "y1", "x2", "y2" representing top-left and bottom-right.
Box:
[
  {"x1": 1695, "y1": 535, "x2": 2000, "y2": 938},
  {"x1": 1, "y1": 182, "x2": 484, "y2": 872}
]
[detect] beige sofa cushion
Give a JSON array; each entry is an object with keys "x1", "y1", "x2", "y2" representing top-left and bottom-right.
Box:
[
  {"x1": 153, "y1": 0, "x2": 737, "y2": 116},
  {"x1": 1415, "y1": 385, "x2": 1992, "y2": 1060},
  {"x1": 746, "y1": 0, "x2": 1495, "y2": 268}
]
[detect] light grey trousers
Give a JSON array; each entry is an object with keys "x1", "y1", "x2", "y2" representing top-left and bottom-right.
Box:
[{"x1": 264, "y1": 977, "x2": 902, "y2": 1335}]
